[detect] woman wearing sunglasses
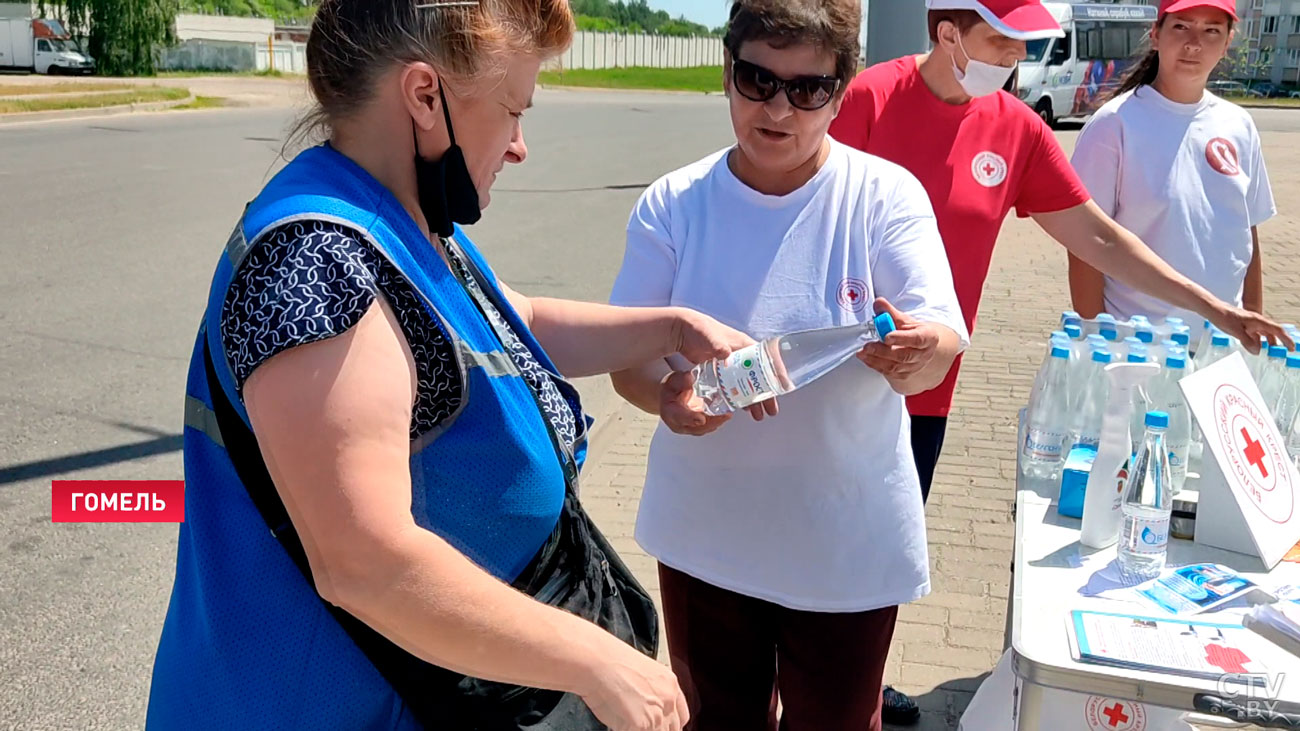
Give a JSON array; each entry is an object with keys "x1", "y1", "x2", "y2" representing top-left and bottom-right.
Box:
[{"x1": 608, "y1": 1, "x2": 969, "y2": 728}]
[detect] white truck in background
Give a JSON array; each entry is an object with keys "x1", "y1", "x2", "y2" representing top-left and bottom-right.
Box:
[
  {"x1": 1014, "y1": 3, "x2": 1156, "y2": 127},
  {"x1": 0, "y1": 17, "x2": 94, "y2": 74}
]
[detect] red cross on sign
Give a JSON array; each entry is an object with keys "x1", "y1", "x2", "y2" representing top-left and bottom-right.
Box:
[
  {"x1": 1242, "y1": 426, "x2": 1270, "y2": 479},
  {"x1": 982, "y1": 161, "x2": 997, "y2": 177},
  {"x1": 1103, "y1": 702, "x2": 1129, "y2": 727}
]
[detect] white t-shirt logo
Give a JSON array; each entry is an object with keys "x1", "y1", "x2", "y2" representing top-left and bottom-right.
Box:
[
  {"x1": 1205, "y1": 137, "x2": 1241, "y2": 177},
  {"x1": 836, "y1": 277, "x2": 868, "y2": 312},
  {"x1": 971, "y1": 151, "x2": 1008, "y2": 187}
]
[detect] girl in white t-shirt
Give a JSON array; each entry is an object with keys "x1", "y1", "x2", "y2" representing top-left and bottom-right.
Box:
[
  {"x1": 608, "y1": 1, "x2": 968, "y2": 728},
  {"x1": 1068, "y1": 0, "x2": 1276, "y2": 333}
]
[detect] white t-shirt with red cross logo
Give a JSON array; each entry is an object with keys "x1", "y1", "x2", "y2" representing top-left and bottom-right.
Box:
[
  {"x1": 609, "y1": 140, "x2": 968, "y2": 611},
  {"x1": 1072, "y1": 86, "x2": 1276, "y2": 329}
]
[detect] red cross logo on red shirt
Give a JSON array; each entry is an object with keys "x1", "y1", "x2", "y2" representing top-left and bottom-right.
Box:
[{"x1": 1242, "y1": 426, "x2": 1269, "y2": 479}]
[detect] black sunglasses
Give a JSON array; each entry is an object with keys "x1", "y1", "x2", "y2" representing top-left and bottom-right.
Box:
[{"x1": 731, "y1": 58, "x2": 841, "y2": 111}]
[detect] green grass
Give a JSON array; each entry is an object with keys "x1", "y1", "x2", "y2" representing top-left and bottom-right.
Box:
[
  {"x1": 538, "y1": 65, "x2": 723, "y2": 93},
  {"x1": 0, "y1": 82, "x2": 133, "y2": 96},
  {"x1": 170, "y1": 95, "x2": 226, "y2": 110},
  {"x1": 0, "y1": 86, "x2": 189, "y2": 114}
]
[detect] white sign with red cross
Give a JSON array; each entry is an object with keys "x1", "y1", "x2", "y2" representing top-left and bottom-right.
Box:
[{"x1": 1182, "y1": 352, "x2": 1300, "y2": 567}]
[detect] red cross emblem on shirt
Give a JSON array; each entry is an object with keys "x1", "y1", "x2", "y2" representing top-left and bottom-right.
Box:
[{"x1": 1242, "y1": 426, "x2": 1269, "y2": 479}]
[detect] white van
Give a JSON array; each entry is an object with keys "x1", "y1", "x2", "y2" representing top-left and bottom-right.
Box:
[
  {"x1": 1015, "y1": 3, "x2": 1158, "y2": 127},
  {"x1": 0, "y1": 17, "x2": 94, "y2": 75}
]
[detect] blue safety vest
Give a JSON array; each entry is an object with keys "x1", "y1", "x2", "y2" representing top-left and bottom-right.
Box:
[{"x1": 147, "y1": 144, "x2": 586, "y2": 729}]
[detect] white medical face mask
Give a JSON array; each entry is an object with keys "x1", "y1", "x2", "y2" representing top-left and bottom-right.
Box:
[{"x1": 951, "y1": 34, "x2": 1015, "y2": 97}]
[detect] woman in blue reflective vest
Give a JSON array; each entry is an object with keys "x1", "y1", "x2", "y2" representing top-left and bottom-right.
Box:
[{"x1": 146, "y1": 2, "x2": 748, "y2": 729}]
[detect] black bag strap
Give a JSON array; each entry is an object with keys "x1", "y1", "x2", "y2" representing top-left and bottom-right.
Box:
[
  {"x1": 202, "y1": 342, "x2": 448, "y2": 726},
  {"x1": 438, "y1": 237, "x2": 581, "y2": 488}
]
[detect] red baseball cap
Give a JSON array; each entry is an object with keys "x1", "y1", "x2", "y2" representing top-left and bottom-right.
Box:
[
  {"x1": 1158, "y1": 0, "x2": 1239, "y2": 20},
  {"x1": 926, "y1": 0, "x2": 1065, "y2": 40}
]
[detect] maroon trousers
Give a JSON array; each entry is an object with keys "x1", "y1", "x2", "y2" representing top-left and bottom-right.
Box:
[{"x1": 658, "y1": 564, "x2": 899, "y2": 731}]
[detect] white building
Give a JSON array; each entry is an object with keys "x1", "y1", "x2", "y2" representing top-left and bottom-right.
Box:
[
  {"x1": 1238, "y1": 0, "x2": 1300, "y2": 85},
  {"x1": 159, "y1": 13, "x2": 304, "y2": 73}
]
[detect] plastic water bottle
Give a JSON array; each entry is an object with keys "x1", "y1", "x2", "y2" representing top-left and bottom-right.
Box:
[
  {"x1": 1038, "y1": 332, "x2": 1071, "y2": 402},
  {"x1": 1087, "y1": 312, "x2": 1118, "y2": 338},
  {"x1": 1288, "y1": 407, "x2": 1300, "y2": 462},
  {"x1": 1273, "y1": 353, "x2": 1300, "y2": 434},
  {"x1": 1134, "y1": 321, "x2": 1156, "y2": 347},
  {"x1": 692, "y1": 312, "x2": 896, "y2": 415},
  {"x1": 1118, "y1": 411, "x2": 1174, "y2": 583},
  {"x1": 1022, "y1": 343, "x2": 1073, "y2": 479},
  {"x1": 1117, "y1": 336, "x2": 1141, "y2": 364},
  {"x1": 1197, "y1": 330, "x2": 1234, "y2": 370},
  {"x1": 1127, "y1": 345, "x2": 1153, "y2": 454},
  {"x1": 1258, "y1": 345, "x2": 1290, "y2": 407},
  {"x1": 1193, "y1": 319, "x2": 1213, "y2": 358},
  {"x1": 1067, "y1": 349, "x2": 1114, "y2": 451},
  {"x1": 1151, "y1": 353, "x2": 1192, "y2": 493},
  {"x1": 1064, "y1": 323, "x2": 1083, "y2": 342},
  {"x1": 1126, "y1": 315, "x2": 1152, "y2": 341},
  {"x1": 1061, "y1": 310, "x2": 1082, "y2": 331},
  {"x1": 1249, "y1": 336, "x2": 1272, "y2": 383}
]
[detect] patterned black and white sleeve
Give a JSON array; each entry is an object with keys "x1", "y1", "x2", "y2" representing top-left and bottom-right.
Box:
[{"x1": 219, "y1": 220, "x2": 381, "y2": 393}]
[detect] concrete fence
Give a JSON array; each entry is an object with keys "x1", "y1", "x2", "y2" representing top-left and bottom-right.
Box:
[
  {"x1": 157, "y1": 38, "x2": 306, "y2": 73},
  {"x1": 548, "y1": 31, "x2": 724, "y2": 70}
]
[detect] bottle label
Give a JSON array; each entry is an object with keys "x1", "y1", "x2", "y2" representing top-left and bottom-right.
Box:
[
  {"x1": 1168, "y1": 441, "x2": 1190, "y2": 470},
  {"x1": 1024, "y1": 428, "x2": 1065, "y2": 460},
  {"x1": 715, "y1": 343, "x2": 777, "y2": 407},
  {"x1": 1122, "y1": 514, "x2": 1170, "y2": 555},
  {"x1": 1072, "y1": 434, "x2": 1101, "y2": 451}
]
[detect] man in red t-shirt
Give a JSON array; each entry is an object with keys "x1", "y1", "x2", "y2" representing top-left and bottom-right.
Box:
[
  {"x1": 829, "y1": 0, "x2": 1286, "y2": 723},
  {"x1": 830, "y1": 0, "x2": 1284, "y2": 502}
]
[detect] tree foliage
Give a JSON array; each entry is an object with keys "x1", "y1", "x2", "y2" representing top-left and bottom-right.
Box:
[
  {"x1": 571, "y1": 0, "x2": 714, "y2": 36},
  {"x1": 38, "y1": 0, "x2": 179, "y2": 76}
]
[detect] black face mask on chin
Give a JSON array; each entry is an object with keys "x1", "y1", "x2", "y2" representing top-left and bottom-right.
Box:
[{"x1": 413, "y1": 85, "x2": 482, "y2": 239}]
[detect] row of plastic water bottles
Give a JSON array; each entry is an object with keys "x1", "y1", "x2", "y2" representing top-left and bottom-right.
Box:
[
  {"x1": 1022, "y1": 311, "x2": 1300, "y2": 583},
  {"x1": 1024, "y1": 312, "x2": 1300, "y2": 483}
]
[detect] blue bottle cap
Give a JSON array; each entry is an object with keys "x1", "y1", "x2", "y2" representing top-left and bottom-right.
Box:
[
  {"x1": 1166, "y1": 355, "x2": 1186, "y2": 369},
  {"x1": 1136, "y1": 328, "x2": 1155, "y2": 344},
  {"x1": 1100, "y1": 327, "x2": 1119, "y2": 341},
  {"x1": 873, "y1": 311, "x2": 897, "y2": 339},
  {"x1": 1145, "y1": 411, "x2": 1170, "y2": 428},
  {"x1": 1092, "y1": 349, "x2": 1112, "y2": 364},
  {"x1": 1171, "y1": 328, "x2": 1191, "y2": 346},
  {"x1": 1270, "y1": 345, "x2": 1288, "y2": 359},
  {"x1": 1288, "y1": 354, "x2": 1300, "y2": 369},
  {"x1": 1127, "y1": 345, "x2": 1148, "y2": 363},
  {"x1": 1051, "y1": 345, "x2": 1071, "y2": 359},
  {"x1": 1064, "y1": 324, "x2": 1082, "y2": 339},
  {"x1": 1211, "y1": 332, "x2": 1231, "y2": 347}
]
